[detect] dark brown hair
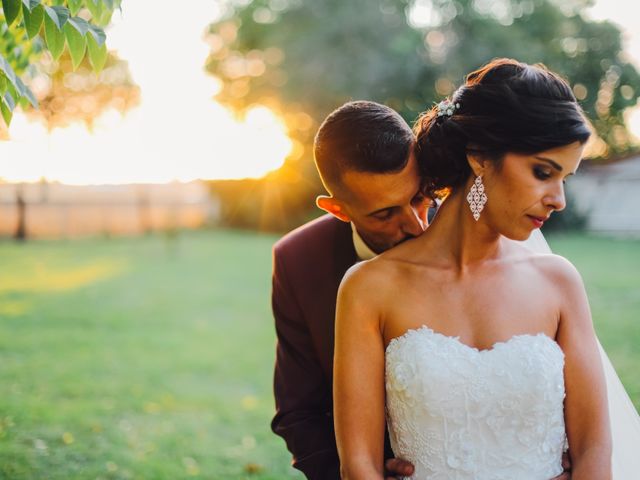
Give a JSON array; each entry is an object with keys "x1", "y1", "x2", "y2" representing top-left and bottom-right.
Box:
[
  {"x1": 314, "y1": 101, "x2": 414, "y2": 190},
  {"x1": 414, "y1": 58, "x2": 591, "y2": 197}
]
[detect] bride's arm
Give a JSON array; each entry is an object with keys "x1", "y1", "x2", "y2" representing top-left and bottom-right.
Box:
[
  {"x1": 553, "y1": 257, "x2": 612, "y2": 480},
  {"x1": 333, "y1": 262, "x2": 387, "y2": 480}
]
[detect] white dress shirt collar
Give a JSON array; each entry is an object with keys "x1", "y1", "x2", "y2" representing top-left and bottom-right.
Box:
[{"x1": 351, "y1": 223, "x2": 377, "y2": 261}]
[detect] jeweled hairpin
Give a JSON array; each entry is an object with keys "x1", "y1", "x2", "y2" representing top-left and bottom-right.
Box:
[{"x1": 436, "y1": 99, "x2": 460, "y2": 118}]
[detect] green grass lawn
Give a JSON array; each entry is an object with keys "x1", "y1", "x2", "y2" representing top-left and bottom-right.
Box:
[
  {"x1": 0, "y1": 230, "x2": 638, "y2": 479},
  {"x1": 0, "y1": 231, "x2": 300, "y2": 480},
  {"x1": 547, "y1": 233, "x2": 640, "y2": 411}
]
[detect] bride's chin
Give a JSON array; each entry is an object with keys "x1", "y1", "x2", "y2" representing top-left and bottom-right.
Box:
[{"x1": 500, "y1": 228, "x2": 533, "y2": 242}]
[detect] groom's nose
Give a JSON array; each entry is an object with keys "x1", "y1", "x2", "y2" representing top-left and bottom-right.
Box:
[{"x1": 400, "y1": 207, "x2": 426, "y2": 237}]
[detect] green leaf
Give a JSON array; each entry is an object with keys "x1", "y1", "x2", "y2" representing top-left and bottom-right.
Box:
[
  {"x1": 96, "y1": 7, "x2": 113, "y2": 27},
  {"x1": 0, "y1": 55, "x2": 19, "y2": 92},
  {"x1": 5, "y1": 77, "x2": 18, "y2": 102},
  {"x1": 1, "y1": 102, "x2": 13, "y2": 125},
  {"x1": 22, "y1": 2, "x2": 44, "y2": 39},
  {"x1": 67, "y1": 0, "x2": 82, "y2": 16},
  {"x1": 43, "y1": 4, "x2": 69, "y2": 30},
  {"x1": 2, "y1": 0, "x2": 21, "y2": 26},
  {"x1": 0, "y1": 91, "x2": 16, "y2": 125},
  {"x1": 64, "y1": 20, "x2": 86, "y2": 70},
  {"x1": 86, "y1": 0, "x2": 103, "y2": 22},
  {"x1": 86, "y1": 30, "x2": 107, "y2": 72},
  {"x1": 12, "y1": 71, "x2": 25, "y2": 97},
  {"x1": 87, "y1": 23, "x2": 106, "y2": 46},
  {"x1": 3, "y1": 91, "x2": 16, "y2": 111},
  {"x1": 20, "y1": 0, "x2": 40, "y2": 12},
  {"x1": 0, "y1": 74, "x2": 7, "y2": 95},
  {"x1": 5, "y1": 86, "x2": 18, "y2": 114},
  {"x1": 44, "y1": 9, "x2": 66, "y2": 60},
  {"x1": 67, "y1": 15, "x2": 89, "y2": 35},
  {"x1": 15, "y1": 76, "x2": 37, "y2": 107}
]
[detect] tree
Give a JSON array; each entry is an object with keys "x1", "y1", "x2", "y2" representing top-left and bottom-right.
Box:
[
  {"x1": 1, "y1": 0, "x2": 121, "y2": 127},
  {"x1": 19, "y1": 49, "x2": 139, "y2": 133},
  {"x1": 206, "y1": 0, "x2": 640, "y2": 231}
]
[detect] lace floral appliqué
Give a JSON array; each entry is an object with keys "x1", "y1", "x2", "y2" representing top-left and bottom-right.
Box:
[{"x1": 385, "y1": 326, "x2": 566, "y2": 480}]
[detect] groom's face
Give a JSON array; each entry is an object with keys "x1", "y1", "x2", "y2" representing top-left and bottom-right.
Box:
[{"x1": 340, "y1": 152, "x2": 430, "y2": 253}]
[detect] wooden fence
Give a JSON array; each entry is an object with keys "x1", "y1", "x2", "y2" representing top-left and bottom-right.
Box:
[{"x1": 0, "y1": 181, "x2": 219, "y2": 239}]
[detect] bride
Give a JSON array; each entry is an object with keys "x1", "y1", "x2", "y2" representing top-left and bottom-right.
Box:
[{"x1": 333, "y1": 59, "x2": 616, "y2": 479}]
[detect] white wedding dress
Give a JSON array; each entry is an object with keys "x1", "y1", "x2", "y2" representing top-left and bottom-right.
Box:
[
  {"x1": 383, "y1": 230, "x2": 640, "y2": 479},
  {"x1": 386, "y1": 327, "x2": 566, "y2": 480}
]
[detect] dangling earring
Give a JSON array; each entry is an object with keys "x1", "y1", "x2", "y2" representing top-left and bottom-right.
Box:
[{"x1": 467, "y1": 175, "x2": 487, "y2": 221}]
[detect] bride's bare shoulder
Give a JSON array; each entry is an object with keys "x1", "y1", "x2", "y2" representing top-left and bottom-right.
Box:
[
  {"x1": 339, "y1": 254, "x2": 404, "y2": 306},
  {"x1": 341, "y1": 255, "x2": 397, "y2": 289},
  {"x1": 528, "y1": 252, "x2": 585, "y2": 291}
]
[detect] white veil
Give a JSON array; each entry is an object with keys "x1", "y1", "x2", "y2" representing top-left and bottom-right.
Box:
[
  {"x1": 598, "y1": 340, "x2": 640, "y2": 476},
  {"x1": 526, "y1": 229, "x2": 640, "y2": 477}
]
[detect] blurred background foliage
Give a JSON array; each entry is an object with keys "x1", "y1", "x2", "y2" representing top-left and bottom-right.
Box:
[
  {"x1": 206, "y1": 0, "x2": 640, "y2": 232},
  {"x1": 1, "y1": 0, "x2": 120, "y2": 118},
  {"x1": 0, "y1": 0, "x2": 138, "y2": 138},
  {"x1": 21, "y1": 50, "x2": 139, "y2": 132}
]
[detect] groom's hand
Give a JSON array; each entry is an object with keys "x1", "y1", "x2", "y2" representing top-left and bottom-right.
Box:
[{"x1": 384, "y1": 458, "x2": 414, "y2": 479}]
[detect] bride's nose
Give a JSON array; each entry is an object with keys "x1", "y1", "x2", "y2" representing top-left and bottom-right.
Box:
[{"x1": 543, "y1": 182, "x2": 567, "y2": 212}]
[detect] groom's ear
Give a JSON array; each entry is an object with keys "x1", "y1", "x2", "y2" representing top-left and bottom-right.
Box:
[{"x1": 316, "y1": 195, "x2": 351, "y2": 222}]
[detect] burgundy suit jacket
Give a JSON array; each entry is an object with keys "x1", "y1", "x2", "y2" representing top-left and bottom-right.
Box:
[{"x1": 271, "y1": 214, "x2": 393, "y2": 479}]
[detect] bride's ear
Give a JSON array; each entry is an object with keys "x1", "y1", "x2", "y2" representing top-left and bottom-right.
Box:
[
  {"x1": 466, "y1": 152, "x2": 487, "y2": 178},
  {"x1": 316, "y1": 195, "x2": 351, "y2": 222}
]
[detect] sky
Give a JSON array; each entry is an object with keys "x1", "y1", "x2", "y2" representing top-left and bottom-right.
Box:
[
  {"x1": 0, "y1": 0, "x2": 293, "y2": 184},
  {"x1": 1, "y1": 0, "x2": 640, "y2": 185}
]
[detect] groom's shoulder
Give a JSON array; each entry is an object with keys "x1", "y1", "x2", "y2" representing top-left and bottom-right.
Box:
[{"x1": 274, "y1": 214, "x2": 351, "y2": 259}]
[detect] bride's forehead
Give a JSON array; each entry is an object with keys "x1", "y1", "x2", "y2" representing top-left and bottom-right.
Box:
[{"x1": 501, "y1": 143, "x2": 584, "y2": 170}]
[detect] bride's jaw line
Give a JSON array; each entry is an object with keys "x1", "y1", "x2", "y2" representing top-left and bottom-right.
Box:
[{"x1": 423, "y1": 143, "x2": 585, "y2": 268}]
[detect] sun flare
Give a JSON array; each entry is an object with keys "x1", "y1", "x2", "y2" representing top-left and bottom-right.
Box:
[{"x1": 0, "y1": 0, "x2": 292, "y2": 185}]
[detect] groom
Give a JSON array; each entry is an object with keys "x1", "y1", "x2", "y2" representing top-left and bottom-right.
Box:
[{"x1": 270, "y1": 101, "x2": 570, "y2": 479}]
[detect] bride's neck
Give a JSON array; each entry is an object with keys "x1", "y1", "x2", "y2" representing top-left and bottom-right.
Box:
[{"x1": 428, "y1": 188, "x2": 504, "y2": 269}]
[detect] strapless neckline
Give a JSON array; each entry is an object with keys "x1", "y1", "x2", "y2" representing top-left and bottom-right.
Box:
[
  {"x1": 386, "y1": 325, "x2": 560, "y2": 355},
  {"x1": 385, "y1": 324, "x2": 566, "y2": 479}
]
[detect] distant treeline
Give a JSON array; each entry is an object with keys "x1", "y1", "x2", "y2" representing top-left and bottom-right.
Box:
[
  {"x1": 209, "y1": 169, "x2": 322, "y2": 233},
  {"x1": 205, "y1": 0, "x2": 640, "y2": 234}
]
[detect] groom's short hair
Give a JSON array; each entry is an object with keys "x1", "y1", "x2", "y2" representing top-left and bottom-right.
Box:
[{"x1": 314, "y1": 101, "x2": 414, "y2": 194}]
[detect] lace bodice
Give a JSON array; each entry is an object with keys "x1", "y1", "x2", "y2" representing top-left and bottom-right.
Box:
[{"x1": 385, "y1": 326, "x2": 566, "y2": 480}]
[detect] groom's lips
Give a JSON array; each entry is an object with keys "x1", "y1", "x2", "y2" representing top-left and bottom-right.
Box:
[{"x1": 527, "y1": 214, "x2": 549, "y2": 228}]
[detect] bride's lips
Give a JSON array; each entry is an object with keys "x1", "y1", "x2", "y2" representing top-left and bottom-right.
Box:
[{"x1": 527, "y1": 215, "x2": 549, "y2": 228}]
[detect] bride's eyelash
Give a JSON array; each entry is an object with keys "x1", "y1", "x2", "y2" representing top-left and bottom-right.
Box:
[{"x1": 533, "y1": 167, "x2": 552, "y2": 180}]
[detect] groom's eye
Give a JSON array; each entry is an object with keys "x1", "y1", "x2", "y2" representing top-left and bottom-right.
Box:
[{"x1": 373, "y1": 209, "x2": 394, "y2": 221}]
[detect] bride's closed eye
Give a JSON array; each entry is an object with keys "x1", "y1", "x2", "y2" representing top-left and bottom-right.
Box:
[
  {"x1": 534, "y1": 166, "x2": 571, "y2": 185},
  {"x1": 533, "y1": 166, "x2": 553, "y2": 180}
]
